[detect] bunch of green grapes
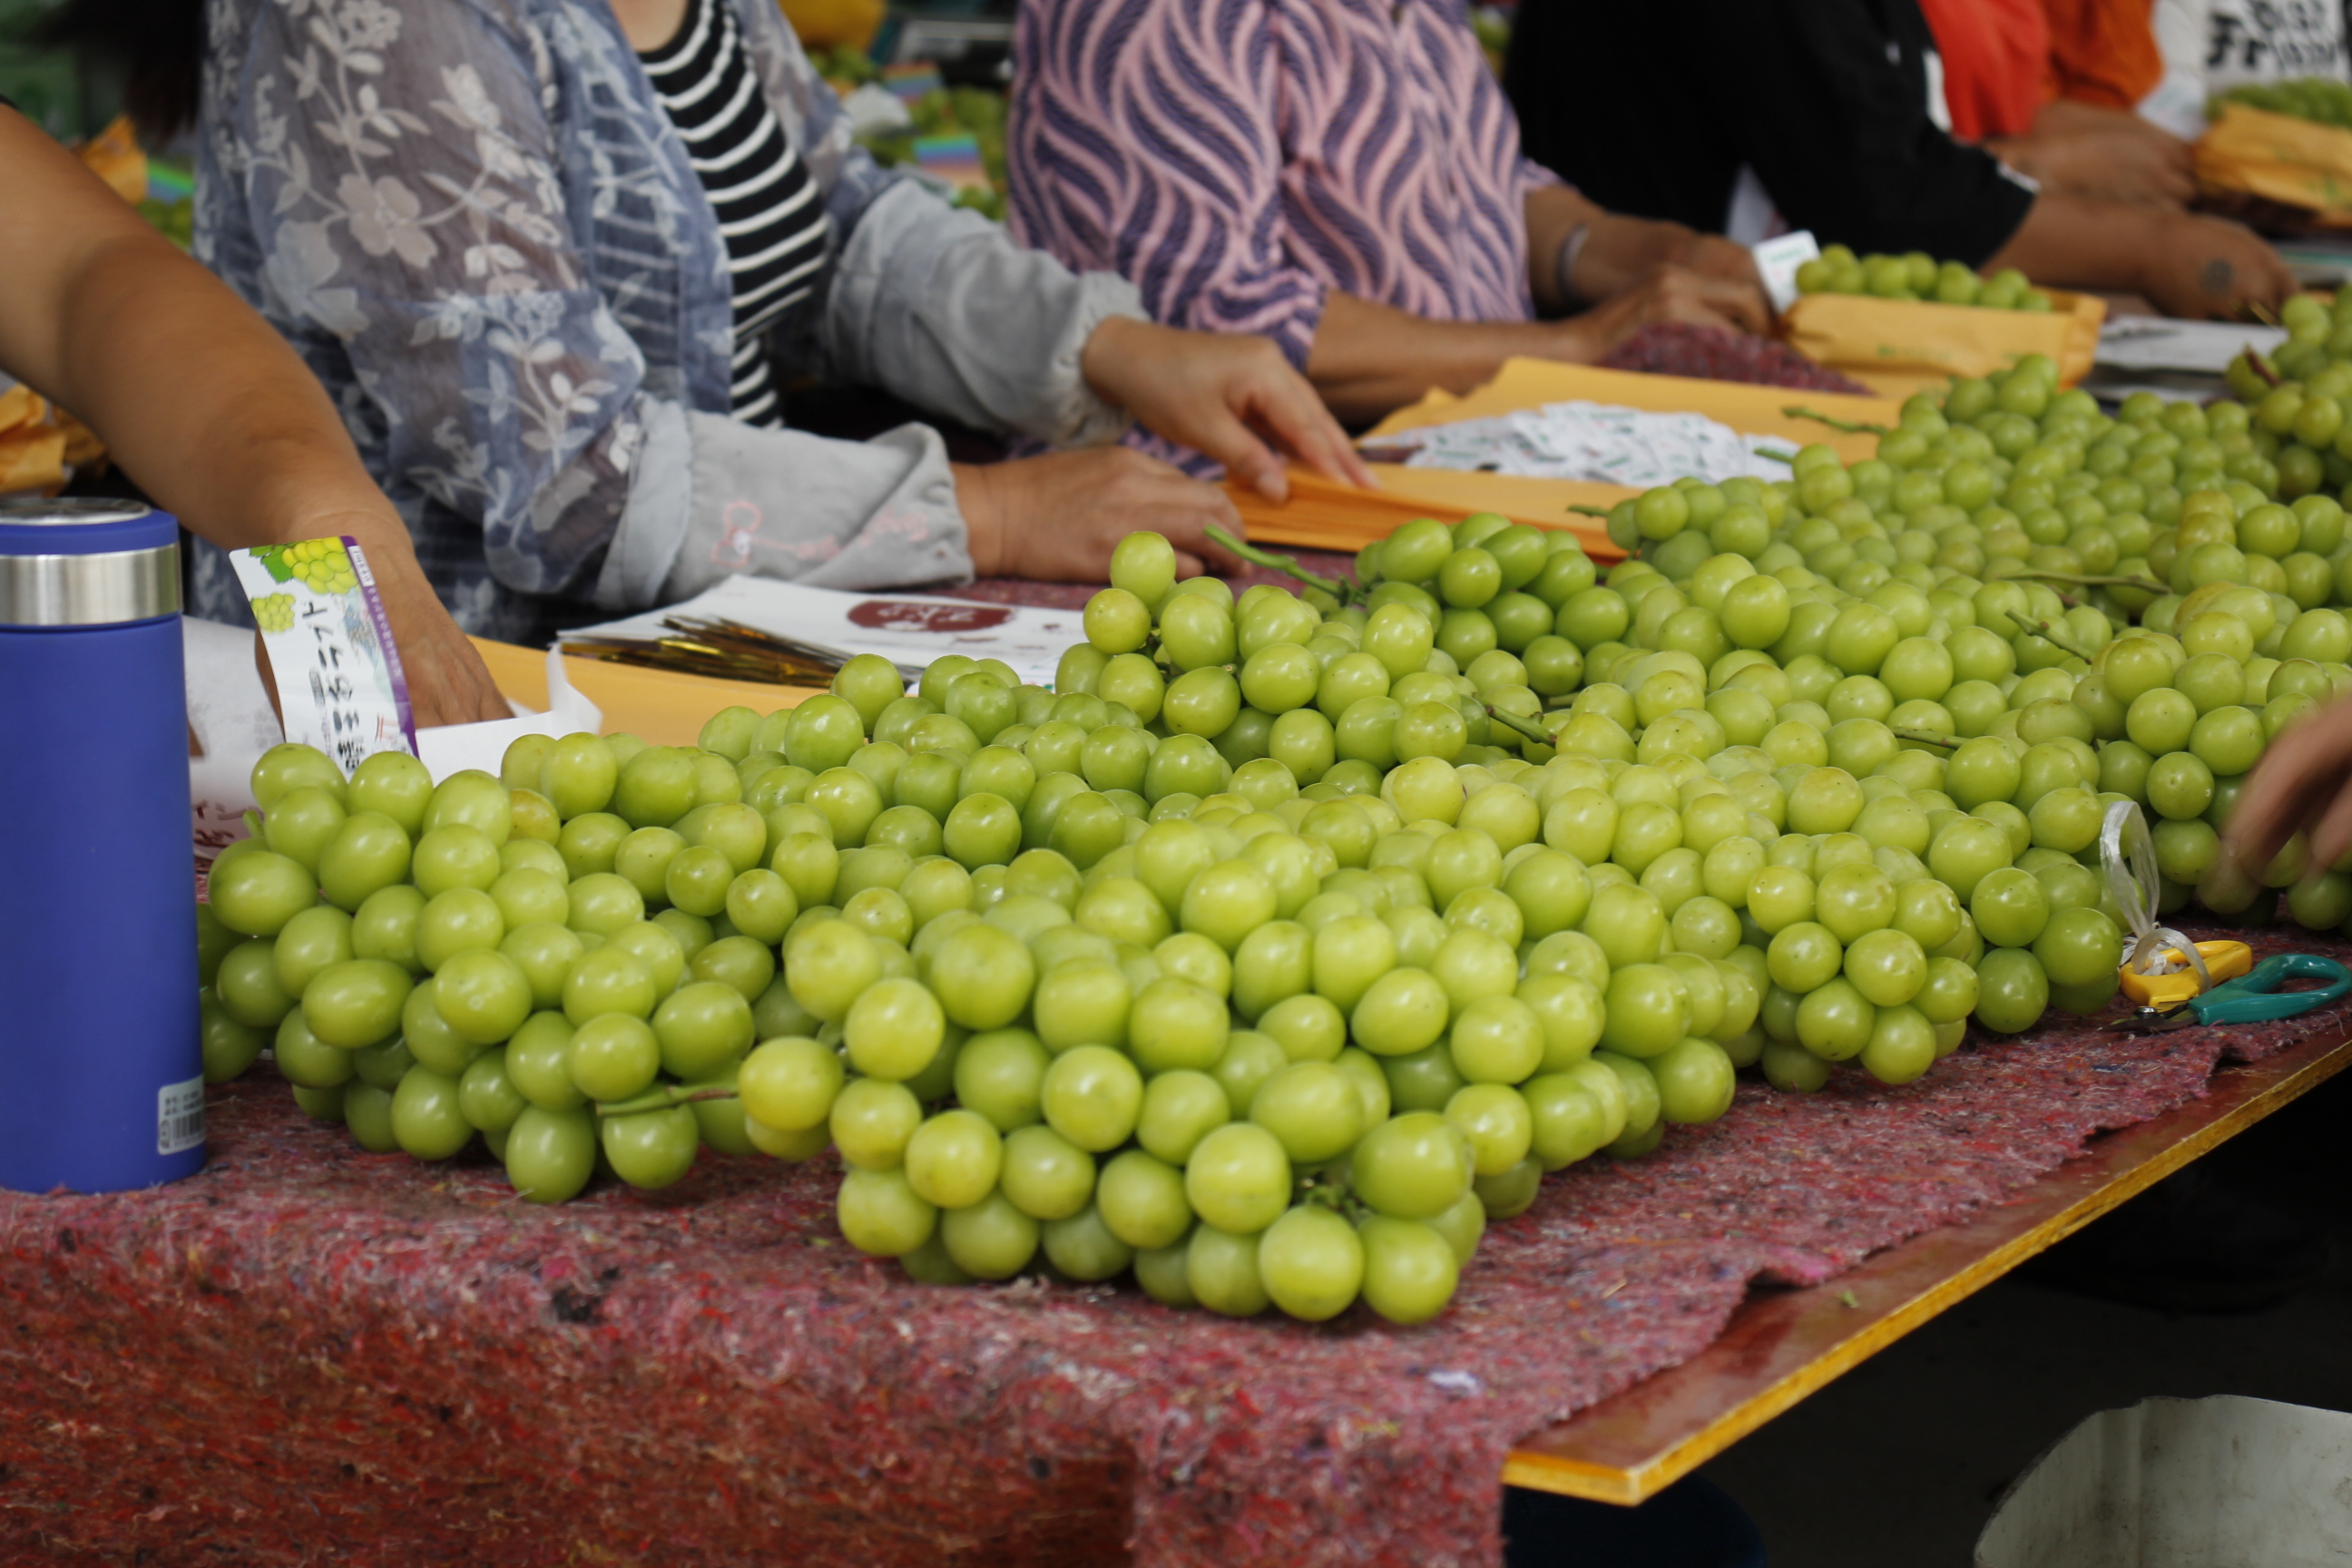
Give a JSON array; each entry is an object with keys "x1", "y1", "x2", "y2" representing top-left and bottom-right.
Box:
[
  {"x1": 1795, "y1": 245, "x2": 2051, "y2": 311},
  {"x1": 1293, "y1": 498, "x2": 2104, "y2": 1076},
  {"x1": 251, "y1": 593, "x2": 297, "y2": 633},
  {"x1": 1571, "y1": 348, "x2": 2352, "y2": 946},
  {"x1": 2214, "y1": 77, "x2": 2352, "y2": 132},
  {"x1": 199, "y1": 542, "x2": 1744, "y2": 1326},
  {"x1": 2214, "y1": 301, "x2": 2352, "y2": 502},
  {"x1": 200, "y1": 731, "x2": 786, "y2": 1202}
]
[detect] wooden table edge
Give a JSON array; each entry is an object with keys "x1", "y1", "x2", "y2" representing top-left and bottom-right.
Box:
[{"x1": 1501, "y1": 1026, "x2": 2352, "y2": 1504}]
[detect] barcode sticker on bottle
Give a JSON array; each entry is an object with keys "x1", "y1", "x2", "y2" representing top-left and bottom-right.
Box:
[{"x1": 158, "y1": 1077, "x2": 206, "y2": 1156}]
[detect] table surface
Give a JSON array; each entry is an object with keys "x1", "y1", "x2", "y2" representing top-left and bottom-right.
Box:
[{"x1": 1501, "y1": 1023, "x2": 2352, "y2": 1504}]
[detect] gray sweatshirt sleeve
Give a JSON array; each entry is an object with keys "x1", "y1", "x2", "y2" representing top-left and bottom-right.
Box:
[
  {"x1": 822, "y1": 180, "x2": 1148, "y2": 448},
  {"x1": 594, "y1": 399, "x2": 969, "y2": 611}
]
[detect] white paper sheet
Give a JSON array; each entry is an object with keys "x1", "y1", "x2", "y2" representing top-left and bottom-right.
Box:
[
  {"x1": 2095, "y1": 319, "x2": 2288, "y2": 375},
  {"x1": 414, "y1": 645, "x2": 603, "y2": 782},
  {"x1": 1365, "y1": 400, "x2": 1798, "y2": 488}
]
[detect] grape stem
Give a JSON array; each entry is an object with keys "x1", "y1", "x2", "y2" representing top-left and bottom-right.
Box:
[
  {"x1": 1781, "y1": 405, "x2": 1890, "y2": 436},
  {"x1": 2243, "y1": 348, "x2": 2282, "y2": 388},
  {"x1": 2004, "y1": 608, "x2": 2098, "y2": 662},
  {"x1": 2007, "y1": 569, "x2": 2169, "y2": 596},
  {"x1": 1566, "y1": 504, "x2": 1613, "y2": 519},
  {"x1": 1891, "y1": 727, "x2": 1962, "y2": 750},
  {"x1": 1203, "y1": 524, "x2": 1351, "y2": 602},
  {"x1": 593, "y1": 1085, "x2": 739, "y2": 1118},
  {"x1": 1484, "y1": 703, "x2": 1557, "y2": 747}
]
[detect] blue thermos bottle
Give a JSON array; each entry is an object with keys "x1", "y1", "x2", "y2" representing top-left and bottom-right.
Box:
[{"x1": 0, "y1": 499, "x2": 202, "y2": 1192}]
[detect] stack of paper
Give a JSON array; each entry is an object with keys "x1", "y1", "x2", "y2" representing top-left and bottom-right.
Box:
[{"x1": 1365, "y1": 401, "x2": 1798, "y2": 488}]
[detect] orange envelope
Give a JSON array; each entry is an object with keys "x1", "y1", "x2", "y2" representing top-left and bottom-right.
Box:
[
  {"x1": 1781, "y1": 289, "x2": 2105, "y2": 395},
  {"x1": 1228, "y1": 358, "x2": 1904, "y2": 558},
  {"x1": 2195, "y1": 102, "x2": 2352, "y2": 228}
]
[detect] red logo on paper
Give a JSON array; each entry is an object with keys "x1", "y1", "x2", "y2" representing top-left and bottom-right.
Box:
[{"x1": 847, "y1": 600, "x2": 1013, "y2": 633}]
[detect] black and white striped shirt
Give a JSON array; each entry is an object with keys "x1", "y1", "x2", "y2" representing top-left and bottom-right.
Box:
[{"x1": 638, "y1": 0, "x2": 830, "y2": 427}]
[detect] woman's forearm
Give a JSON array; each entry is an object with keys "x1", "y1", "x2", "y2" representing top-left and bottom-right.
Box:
[
  {"x1": 1304, "y1": 292, "x2": 1578, "y2": 425},
  {"x1": 1984, "y1": 194, "x2": 2294, "y2": 318},
  {"x1": 0, "y1": 110, "x2": 508, "y2": 726},
  {"x1": 0, "y1": 111, "x2": 402, "y2": 552}
]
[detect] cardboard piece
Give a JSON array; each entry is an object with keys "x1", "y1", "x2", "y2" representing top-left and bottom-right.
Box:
[{"x1": 466, "y1": 637, "x2": 817, "y2": 750}]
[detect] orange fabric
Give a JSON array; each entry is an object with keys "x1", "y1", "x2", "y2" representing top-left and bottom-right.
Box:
[
  {"x1": 2039, "y1": 0, "x2": 2164, "y2": 111},
  {"x1": 1916, "y1": 0, "x2": 2053, "y2": 141}
]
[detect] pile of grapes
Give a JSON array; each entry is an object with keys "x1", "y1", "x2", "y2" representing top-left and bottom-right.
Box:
[
  {"x1": 2220, "y1": 293, "x2": 2352, "y2": 504},
  {"x1": 1795, "y1": 246, "x2": 2052, "y2": 312},
  {"x1": 193, "y1": 328, "x2": 2352, "y2": 1326}
]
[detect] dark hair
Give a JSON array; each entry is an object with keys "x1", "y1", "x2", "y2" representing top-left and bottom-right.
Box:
[{"x1": 37, "y1": 0, "x2": 205, "y2": 139}]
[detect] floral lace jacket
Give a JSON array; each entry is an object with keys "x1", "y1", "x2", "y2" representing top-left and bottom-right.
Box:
[{"x1": 193, "y1": 0, "x2": 1142, "y2": 642}]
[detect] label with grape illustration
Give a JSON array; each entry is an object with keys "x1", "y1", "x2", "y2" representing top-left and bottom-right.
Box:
[{"x1": 230, "y1": 536, "x2": 416, "y2": 774}]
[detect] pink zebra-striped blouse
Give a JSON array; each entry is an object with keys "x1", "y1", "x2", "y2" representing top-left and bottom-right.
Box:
[{"x1": 1007, "y1": 0, "x2": 1559, "y2": 378}]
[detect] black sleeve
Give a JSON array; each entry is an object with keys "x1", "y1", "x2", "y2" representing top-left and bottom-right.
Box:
[{"x1": 1507, "y1": 0, "x2": 2036, "y2": 266}]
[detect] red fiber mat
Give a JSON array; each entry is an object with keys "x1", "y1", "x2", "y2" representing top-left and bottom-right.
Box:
[{"x1": 4, "y1": 924, "x2": 2345, "y2": 1568}]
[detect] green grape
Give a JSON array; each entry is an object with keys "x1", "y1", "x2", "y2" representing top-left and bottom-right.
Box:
[
  {"x1": 1185, "y1": 1121, "x2": 1293, "y2": 1232},
  {"x1": 1348, "y1": 1110, "x2": 1472, "y2": 1219},
  {"x1": 390, "y1": 1066, "x2": 475, "y2": 1161},
  {"x1": 1356, "y1": 1215, "x2": 1459, "y2": 1324},
  {"x1": 504, "y1": 1105, "x2": 596, "y2": 1201},
  {"x1": 1250, "y1": 1062, "x2": 1364, "y2": 1161},
  {"x1": 1259, "y1": 1204, "x2": 1365, "y2": 1322},
  {"x1": 1975, "y1": 946, "x2": 2049, "y2": 1033}
]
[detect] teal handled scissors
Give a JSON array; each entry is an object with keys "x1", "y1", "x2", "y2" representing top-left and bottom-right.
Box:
[{"x1": 2106, "y1": 953, "x2": 2352, "y2": 1033}]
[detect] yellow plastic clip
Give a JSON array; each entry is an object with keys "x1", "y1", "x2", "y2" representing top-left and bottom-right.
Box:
[{"x1": 2118, "y1": 940, "x2": 2254, "y2": 1010}]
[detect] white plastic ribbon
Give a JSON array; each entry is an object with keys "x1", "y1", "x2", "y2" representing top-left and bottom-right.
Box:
[
  {"x1": 415, "y1": 644, "x2": 603, "y2": 782},
  {"x1": 2100, "y1": 799, "x2": 2214, "y2": 997}
]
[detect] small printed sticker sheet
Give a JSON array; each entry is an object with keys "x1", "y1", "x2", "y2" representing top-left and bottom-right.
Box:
[
  {"x1": 567, "y1": 575, "x2": 1083, "y2": 690},
  {"x1": 230, "y1": 536, "x2": 416, "y2": 775},
  {"x1": 1366, "y1": 400, "x2": 1799, "y2": 488}
]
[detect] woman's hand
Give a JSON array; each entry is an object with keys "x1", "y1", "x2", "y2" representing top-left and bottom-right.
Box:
[
  {"x1": 1990, "y1": 103, "x2": 2197, "y2": 209},
  {"x1": 309, "y1": 510, "x2": 511, "y2": 729},
  {"x1": 2220, "y1": 693, "x2": 2352, "y2": 880},
  {"x1": 955, "y1": 448, "x2": 1248, "y2": 581},
  {"x1": 2134, "y1": 212, "x2": 2298, "y2": 320},
  {"x1": 1079, "y1": 317, "x2": 1375, "y2": 502},
  {"x1": 1548, "y1": 263, "x2": 1774, "y2": 360}
]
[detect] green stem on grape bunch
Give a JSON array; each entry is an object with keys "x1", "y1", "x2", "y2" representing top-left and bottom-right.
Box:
[
  {"x1": 593, "y1": 1085, "x2": 739, "y2": 1118},
  {"x1": 1485, "y1": 703, "x2": 1558, "y2": 747},
  {"x1": 2004, "y1": 609, "x2": 2097, "y2": 663},
  {"x1": 2008, "y1": 569, "x2": 2170, "y2": 597},
  {"x1": 1566, "y1": 504, "x2": 1613, "y2": 519},
  {"x1": 243, "y1": 808, "x2": 264, "y2": 838},
  {"x1": 1204, "y1": 524, "x2": 1350, "y2": 603},
  {"x1": 1781, "y1": 405, "x2": 1891, "y2": 436},
  {"x1": 1891, "y1": 727, "x2": 1962, "y2": 750}
]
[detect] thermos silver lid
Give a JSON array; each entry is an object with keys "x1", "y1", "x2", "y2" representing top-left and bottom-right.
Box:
[{"x1": 0, "y1": 500, "x2": 181, "y2": 627}]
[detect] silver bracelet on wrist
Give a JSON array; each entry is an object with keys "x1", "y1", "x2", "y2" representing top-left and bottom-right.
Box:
[{"x1": 1554, "y1": 221, "x2": 1592, "y2": 311}]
